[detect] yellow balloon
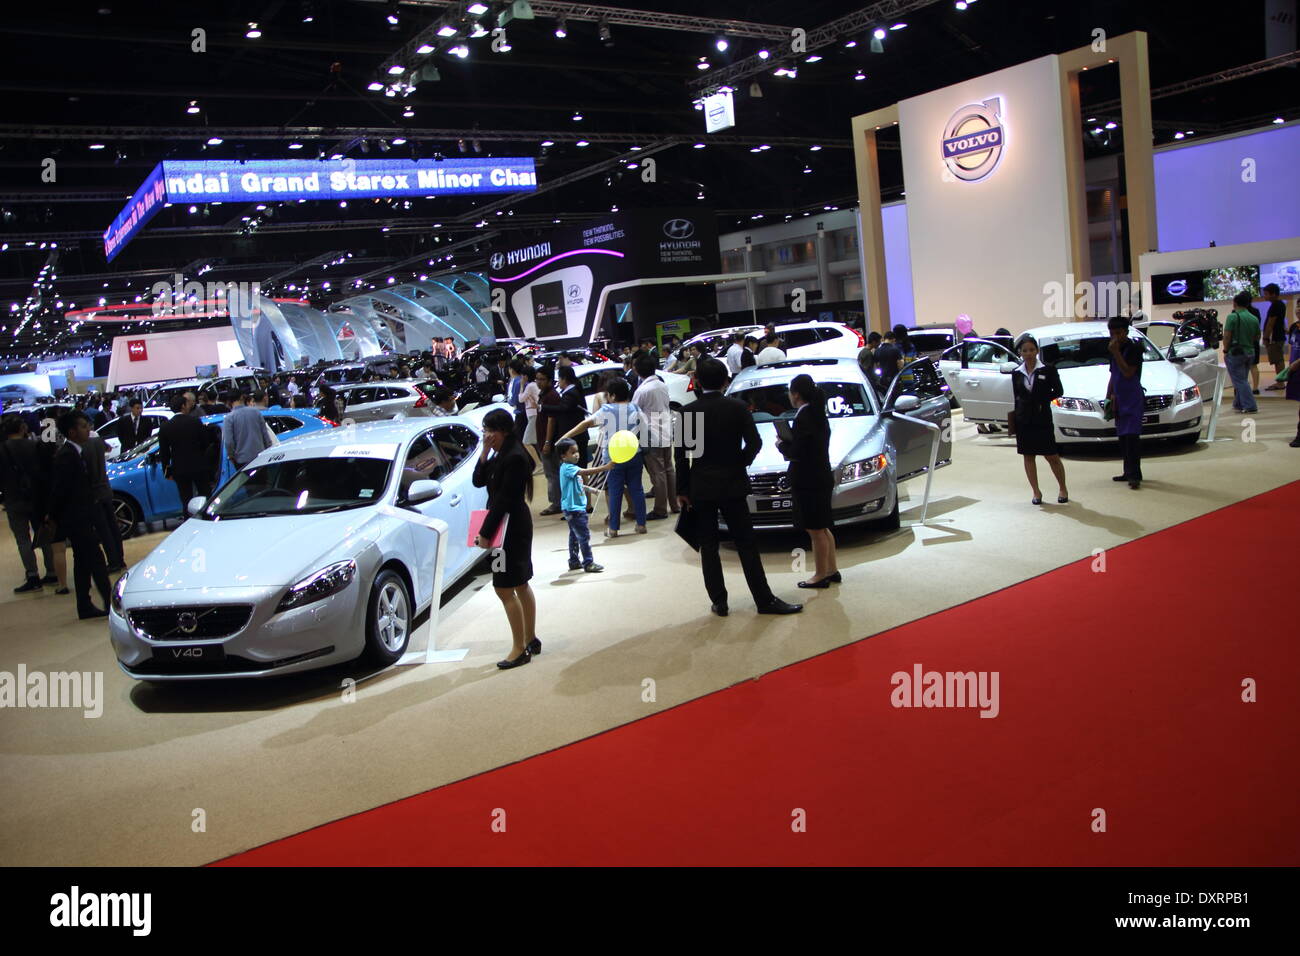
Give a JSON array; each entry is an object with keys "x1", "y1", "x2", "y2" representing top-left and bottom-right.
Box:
[{"x1": 608, "y1": 429, "x2": 640, "y2": 464}]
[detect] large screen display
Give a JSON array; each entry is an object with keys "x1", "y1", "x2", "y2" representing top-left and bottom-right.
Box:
[
  {"x1": 1203, "y1": 265, "x2": 1261, "y2": 300},
  {"x1": 1260, "y1": 260, "x2": 1300, "y2": 294},
  {"x1": 531, "y1": 281, "x2": 567, "y2": 338},
  {"x1": 1151, "y1": 271, "x2": 1206, "y2": 305}
]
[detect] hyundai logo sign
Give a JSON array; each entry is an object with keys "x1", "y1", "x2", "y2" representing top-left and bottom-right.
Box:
[
  {"x1": 663, "y1": 218, "x2": 695, "y2": 240},
  {"x1": 489, "y1": 252, "x2": 505, "y2": 272},
  {"x1": 567, "y1": 284, "x2": 581, "y2": 299},
  {"x1": 941, "y1": 97, "x2": 1005, "y2": 182}
]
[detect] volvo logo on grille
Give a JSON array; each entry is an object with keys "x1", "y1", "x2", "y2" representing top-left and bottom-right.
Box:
[
  {"x1": 177, "y1": 612, "x2": 199, "y2": 634},
  {"x1": 777, "y1": 475, "x2": 791, "y2": 493},
  {"x1": 489, "y1": 252, "x2": 505, "y2": 272},
  {"x1": 941, "y1": 97, "x2": 1005, "y2": 183},
  {"x1": 663, "y1": 218, "x2": 695, "y2": 239}
]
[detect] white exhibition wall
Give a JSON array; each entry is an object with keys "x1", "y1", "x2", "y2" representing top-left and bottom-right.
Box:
[
  {"x1": 106, "y1": 325, "x2": 244, "y2": 389},
  {"x1": 898, "y1": 54, "x2": 1073, "y2": 336}
]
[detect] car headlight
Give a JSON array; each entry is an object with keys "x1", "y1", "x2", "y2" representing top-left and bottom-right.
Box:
[
  {"x1": 1053, "y1": 397, "x2": 1096, "y2": 412},
  {"x1": 1178, "y1": 385, "x2": 1200, "y2": 404},
  {"x1": 111, "y1": 570, "x2": 128, "y2": 614},
  {"x1": 276, "y1": 559, "x2": 357, "y2": 613},
  {"x1": 838, "y1": 454, "x2": 888, "y2": 484}
]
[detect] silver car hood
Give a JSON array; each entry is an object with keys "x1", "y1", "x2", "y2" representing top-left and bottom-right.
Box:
[
  {"x1": 127, "y1": 508, "x2": 388, "y2": 592},
  {"x1": 748, "y1": 420, "x2": 881, "y2": 474}
]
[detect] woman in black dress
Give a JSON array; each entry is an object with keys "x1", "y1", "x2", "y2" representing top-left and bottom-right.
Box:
[
  {"x1": 1011, "y1": 336, "x2": 1069, "y2": 505},
  {"x1": 472, "y1": 408, "x2": 538, "y2": 669},
  {"x1": 777, "y1": 374, "x2": 841, "y2": 588}
]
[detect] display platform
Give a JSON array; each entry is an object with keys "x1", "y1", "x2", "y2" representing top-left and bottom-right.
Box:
[{"x1": 1, "y1": 394, "x2": 1297, "y2": 866}]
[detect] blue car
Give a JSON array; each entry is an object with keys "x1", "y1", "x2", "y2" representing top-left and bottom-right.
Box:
[{"x1": 109, "y1": 408, "x2": 334, "y2": 538}]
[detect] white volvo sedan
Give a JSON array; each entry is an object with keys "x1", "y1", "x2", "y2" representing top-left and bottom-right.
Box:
[
  {"x1": 939, "y1": 322, "x2": 1221, "y2": 444},
  {"x1": 108, "y1": 410, "x2": 507, "y2": 681}
]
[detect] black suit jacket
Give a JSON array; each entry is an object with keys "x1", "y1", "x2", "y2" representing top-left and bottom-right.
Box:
[
  {"x1": 157, "y1": 413, "x2": 215, "y2": 477},
  {"x1": 674, "y1": 391, "x2": 761, "y2": 502},
  {"x1": 540, "y1": 384, "x2": 586, "y2": 438},
  {"x1": 118, "y1": 414, "x2": 154, "y2": 452},
  {"x1": 777, "y1": 403, "x2": 832, "y2": 489},
  {"x1": 1011, "y1": 363, "x2": 1064, "y2": 427},
  {"x1": 49, "y1": 441, "x2": 98, "y2": 525}
]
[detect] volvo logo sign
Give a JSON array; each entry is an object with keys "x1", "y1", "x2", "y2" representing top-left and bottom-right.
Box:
[
  {"x1": 177, "y1": 612, "x2": 199, "y2": 634},
  {"x1": 941, "y1": 97, "x2": 1005, "y2": 182},
  {"x1": 489, "y1": 252, "x2": 505, "y2": 272},
  {"x1": 663, "y1": 218, "x2": 695, "y2": 240}
]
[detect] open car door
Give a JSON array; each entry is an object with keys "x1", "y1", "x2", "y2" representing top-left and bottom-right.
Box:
[
  {"x1": 939, "y1": 339, "x2": 1017, "y2": 423},
  {"x1": 883, "y1": 358, "x2": 953, "y2": 481}
]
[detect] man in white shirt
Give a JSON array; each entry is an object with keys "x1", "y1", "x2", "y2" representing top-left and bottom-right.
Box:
[
  {"x1": 632, "y1": 354, "x2": 677, "y2": 519},
  {"x1": 755, "y1": 333, "x2": 787, "y2": 365},
  {"x1": 725, "y1": 332, "x2": 747, "y2": 375}
]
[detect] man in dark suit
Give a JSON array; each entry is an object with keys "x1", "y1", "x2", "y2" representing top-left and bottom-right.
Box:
[
  {"x1": 82, "y1": 428, "x2": 126, "y2": 572},
  {"x1": 541, "y1": 364, "x2": 590, "y2": 467},
  {"x1": 157, "y1": 394, "x2": 217, "y2": 505},
  {"x1": 117, "y1": 399, "x2": 154, "y2": 452},
  {"x1": 674, "y1": 358, "x2": 801, "y2": 617},
  {"x1": 51, "y1": 411, "x2": 112, "y2": 619}
]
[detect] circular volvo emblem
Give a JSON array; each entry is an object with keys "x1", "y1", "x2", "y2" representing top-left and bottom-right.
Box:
[
  {"x1": 489, "y1": 252, "x2": 505, "y2": 272},
  {"x1": 177, "y1": 611, "x2": 199, "y2": 634},
  {"x1": 663, "y1": 218, "x2": 695, "y2": 239},
  {"x1": 777, "y1": 475, "x2": 791, "y2": 493},
  {"x1": 941, "y1": 97, "x2": 1004, "y2": 182}
]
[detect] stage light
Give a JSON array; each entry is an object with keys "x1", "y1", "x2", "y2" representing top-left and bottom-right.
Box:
[
  {"x1": 1104, "y1": 121, "x2": 1117, "y2": 129},
  {"x1": 467, "y1": 3, "x2": 489, "y2": 14},
  {"x1": 437, "y1": 25, "x2": 458, "y2": 37},
  {"x1": 416, "y1": 43, "x2": 435, "y2": 54},
  {"x1": 186, "y1": 100, "x2": 200, "y2": 114},
  {"x1": 246, "y1": 22, "x2": 261, "y2": 38},
  {"x1": 809, "y1": 145, "x2": 822, "y2": 151},
  {"x1": 367, "y1": 80, "x2": 384, "y2": 91},
  {"x1": 1273, "y1": 117, "x2": 1285, "y2": 124},
  {"x1": 89, "y1": 143, "x2": 105, "y2": 150},
  {"x1": 450, "y1": 44, "x2": 469, "y2": 58},
  {"x1": 598, "y1": 18, "x2": 612, "y2": 44},
  {"x1": 403, "y1": 107, "x2": 414, "y2": 117},
  {"x1": 575, "y1": 140, "x2": 589, "y2": 147},
  {"x1": 388, "y1": 64, "x2": 405, "y2": 74},
  {"x1": 1173, "y1": 132, "x2": 1185, "y2": 140},
  {"x1": 554, "y1": 18, "x2": 567, "y2": 38},
  {"x1": 758, "y1": 49, "x2": 770, "y2": 59},
  {"x1": 697, "y1": 60, "x2": 709, "y2": 70},
  {"x1": 890, "y1": 22, "x2": 907, "y2": 30},
  {"x1": 955, "y1": 1, "x2": 968, "y2": 9},
  {"x1": 470, "y1": 23, "x2": 488, "y2": 37},
  {"x1": 854, "y1": 71, "x2": 866, "y2": 80},
  {"x1": 540, "y1": 139, "x2": 554, "y2": 146},
  {"x1": 693, "y1": 143, "x2": 705, "y2": 149},
  {"x1": 572, "y1": 111, "x2": 583, "y2": 121},
  {"x1": 716, "y1": 36, "x2": 728, "y2": 52},
  {"x1": 806, "y1": 55, "x2": 822, "y2": 63},
  {"x1": 873, "y1": 28, "x2": 886, "y2": 39},
  {"x1": 207, "y1": 137, "x2": 223, "y2": 145},
  {"x1": 386, "y1": 2, "x2": 400, "y2": 25}
]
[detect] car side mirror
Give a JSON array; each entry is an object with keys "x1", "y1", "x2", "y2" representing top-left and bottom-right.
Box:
[
  {"x1": 1173, "y1": 343, "x2": 1199, "y2": 360},
  {"x1": 186, "y1": 496, "x2": 206, "y2": 516},
  {"x1": 892, "y1": 394, "x2": 921, "y2": 413},
  {"x1": 406, "y1": 479, "x2": 443, "y2": 504},
  {"x1": 998, "y1": 362, "x2": 1018, "y2": 374},
  {"x1": 492, "y1": 393, "x2": 506, "y2": 403}
]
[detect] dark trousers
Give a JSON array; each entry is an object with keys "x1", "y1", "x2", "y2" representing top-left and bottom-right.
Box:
[
  {"x1": 1119, "y1": 433, "x2": 1143, "y2": 480},
  {"x1": 7, "y1": 506, "x2": 52, "y2": 579},
  {"x1": 574, "y1": 431, "x2": 590, "y2": 468},
  {"x1": 92, "y1": 499, "x2": 125, "y2": 569},
  {"x1": 692, "y1": 496, "x2": 774, "y2": 608},
  {"x1": 172, "y1": 474, "x2": 214, "y2": 509},
  {"x1": 565, "y1": 510, "x2": 594, "y2": 565},
  {"x1": 65, "y1": 524, "x2": 111, "y2": 615}
]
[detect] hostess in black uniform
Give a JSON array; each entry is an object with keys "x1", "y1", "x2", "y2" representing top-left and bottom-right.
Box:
[
  {"x1": 1011, "y1": 360, "x2": 1064, "y2": 457},
  {"x1": 472, "y1": 434, "x2": 534, "y2": 588},
  {"x1": 777, "y1": 400, "x2": 834, "y2": 530}
]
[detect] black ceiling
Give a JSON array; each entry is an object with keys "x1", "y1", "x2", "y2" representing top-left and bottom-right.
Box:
[{"x1": 0, "y1": 0, "x2": 1294, "y2": 361}]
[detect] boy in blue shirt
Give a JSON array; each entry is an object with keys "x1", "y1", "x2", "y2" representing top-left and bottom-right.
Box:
[{"x1": 557, "y1": 438, "x2": 609, "y2": 572}]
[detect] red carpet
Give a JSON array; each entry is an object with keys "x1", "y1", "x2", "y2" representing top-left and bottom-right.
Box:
[{"x1": 217, "y1": 483, "x2": 1300, "y2": 866}]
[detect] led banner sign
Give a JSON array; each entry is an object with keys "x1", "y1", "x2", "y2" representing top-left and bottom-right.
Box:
[
  {"x1": 103, "y1": 163, "x2": 166, "y2": 263},
  {"x1": 104, "y1": 157, "x2": 538, "y2": 261}
]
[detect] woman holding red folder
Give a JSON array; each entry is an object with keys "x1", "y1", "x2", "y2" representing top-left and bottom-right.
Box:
[{"x1": 473, "y1": 408, "x2": 538, "y2": 670}]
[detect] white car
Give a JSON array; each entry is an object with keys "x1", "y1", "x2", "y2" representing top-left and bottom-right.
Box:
[
  {"x1": 676, "y1": 320, "x2": 863, "y2": 363},
  {"x1": 108, "y1": 410, "x2": 507, "y2": 681},
  {"x1": 939, "y1": 323, "x2": 1221, "y2": 444},
  {"x1": 335, "y1": 380, "x2": 440, "y2": 421}
]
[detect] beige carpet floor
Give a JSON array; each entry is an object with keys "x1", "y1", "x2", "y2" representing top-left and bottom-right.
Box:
[{"x1": 1, "y1": 391, "x2": 1296, "y2": 865}]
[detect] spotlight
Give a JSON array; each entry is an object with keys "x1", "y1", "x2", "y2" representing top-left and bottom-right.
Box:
[
  {"x1": 367, "y1": 80, "x2": 384, "y2": 91},
  {"x1": 758, "y1": 49, "x2": 770, "y2": 60},
  {"x1": 436, "y1": 24, "x2": 458, "y2": 37},
  {"x1": 854, "y1": 71, "x2": 866, "y2": 80},
  {"x1": 890, "y1": 22, "x2": 908, "y2": 30},
  {"x1": 450, "y1": 44, "x2": 469, "y2": 58},
  {"x1": 806, "y1": 55, "x2": 823, "y2": 63},
  {"x1": 1104, "y1": 121, "x2": 1117, "y2": 130},
  {"x1": 554, "y1": 18, "x2": 566, "y2": 38},
  {"x1": 186, "y1": 100, "x2": 200, "y2": 114},
  {"x1": 416, "y1": 43, "x2": 435, "y2": 54},
  {"x1": 467, "y1": 2, "x2": 489, "y2": 14},
  {"x1": 575, "y1": 140, "x2": 589, "y2": 147},
  {"x1": 386, "y1": 2, "x2": 400, "y2": 25},
  {"x1": 207, "y1": 136, "x2": 223, "y2": 145},
  {"x1": 388, "y1": 64, "x2": 405, "y2": 74},
  {"x1": 845, "y1": 40, "x2": 857, "y2": 48},
  {"x1": 540, "y1": 139, "x2": 554, "y2": 146},
  {"x1": 1273, "y1": 117, "x2": 1285, "y2": 124},
  {"x1": 572, "y1": 111, "x2": 583, "y2": 121},
  {"x1": 955, "y1": 1, "x2": 968, "y2": 9},
  {"x1": 749, "y1": 81, "x2": 763, "y2": 97},
  {"x1": 873, "y1": 27, "x2": 887, "y2": 39},
  {"x1": 246, "y1": 21, "x2": 261, "y2": 38},
  {"x1": 715, "y1": 36, "x2": 728, "y2": 52},
  {"x1": 693, "y1": 143, "x2": 705, "y2": 149},
  {"x1": 598, "y1": 18, "x2": 612, "y2": 45},
  {"x1": 403, "y1": 107, "x2": 414, "y2": 118},
  {"x1": 88, "y1": 143, "x2": 105, "y2": 150},
  {"x1": 697, "y1": 60, "x2": 710, "y2": 70}
]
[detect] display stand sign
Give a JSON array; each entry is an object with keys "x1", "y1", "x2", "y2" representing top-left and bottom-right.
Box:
[
  {"x1": 889, "y1": 410, "x2": 943, "y2": 526},
  {"x1": 1201, "y1": 366, "x2": 1227, "y2": 443},
  {"x1": 376, "y1": 506, "x2": 468, "y2": 665}
]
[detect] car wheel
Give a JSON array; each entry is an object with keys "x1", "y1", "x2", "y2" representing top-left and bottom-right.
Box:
[
  {"x1": 364, "y1": 569, "x2": 411, "y2": 665},
  {"x1": 871, "y1": 494, "x2": 900, "y2": 531},
  {"x1": 112, "y1": 494, "x2": 142, "y2": 540}
]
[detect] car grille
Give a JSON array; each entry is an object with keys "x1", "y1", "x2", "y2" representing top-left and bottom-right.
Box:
[
  {"x1": 749, "y1": 472, "x2": 791, "y2": 496},
  {"x1": 1145, "y1": 394, "x2": 1173, "y2": 411},
  {"x1": 129, "y1": 605, "x2": 254, "y2": 641}
]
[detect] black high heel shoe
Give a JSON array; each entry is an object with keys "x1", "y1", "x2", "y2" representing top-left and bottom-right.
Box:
[
  {"x1": 497, "y1": 649, "x2": 532, "y2": 670},
  {"x1": 526, "y1": 637, "x2": 541, "y2": 656},
  {"x1": 797, "y1": 571, "x2": 842, "y2": 589}
]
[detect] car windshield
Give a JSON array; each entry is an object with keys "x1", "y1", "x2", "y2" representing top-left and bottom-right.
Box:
[
  {"x1": 116, "y1": 435, "x2": 159, "y2": 461},
  {"x1": 199, "y1": 456, "x2": 392, "y2": 519},
  {"x1": 731, "y1": 381, "x2": 875, "y2": 421},
  {"x1": 1041, "y1": 335, "x2": 1163, "y2": 369}
]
